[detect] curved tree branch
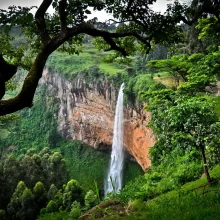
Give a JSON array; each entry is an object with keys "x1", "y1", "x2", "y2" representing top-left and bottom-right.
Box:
[
  {"x1": 35, "y1": 0, "x2": 52, "y2": 44},
  {"x1": 0, "y1": 25, "x2": 133, "y2": 116},
  {"x1": 0, "y1": 18, "x2": 154, "y2": 116},
  {"x1": 1, "y1": 0, "x2": 220, "y2": 116}
]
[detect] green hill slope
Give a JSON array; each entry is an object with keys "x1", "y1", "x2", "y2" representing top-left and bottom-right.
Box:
[{"x1": 124, "y1": 165, "x2": 220, "y2": 220}]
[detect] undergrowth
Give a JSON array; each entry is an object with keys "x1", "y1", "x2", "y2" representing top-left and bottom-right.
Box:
[
  {"x1": 105, "y1": 165, "x2": 220, "y2": 220},
  {"x1": 113, "y1": 148, "x2": 203, "y2": 203},
  {"x1": 1, "y1": 84, "x2": 143, "y2": 191}
]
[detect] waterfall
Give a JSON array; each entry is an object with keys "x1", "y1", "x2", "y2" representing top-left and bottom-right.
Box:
[{"x1": 105, "y1": 83, "x2": 124, "y2": 195}]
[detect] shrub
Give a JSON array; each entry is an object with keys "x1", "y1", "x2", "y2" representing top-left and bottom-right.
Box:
[
  {"x1": 45, "y1": 200, "x2": 59, "y2": 213},
  {"x1": 0, "y1": 209, "x2": 6, "y2": 220},
  {"x1": 62, "y1": 180, "x2": 84, "y2": 210},
  {"x1": 84, "y1": 190, "x2": 98, "y2": 209},
  {"x1": 69, "y1": 201, "x2": 81, "y2": 219}
]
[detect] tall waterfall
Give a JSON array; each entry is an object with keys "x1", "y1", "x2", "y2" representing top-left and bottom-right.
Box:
[{"x1": 105, "y1": 83, "x2": 124, "y2": 195}]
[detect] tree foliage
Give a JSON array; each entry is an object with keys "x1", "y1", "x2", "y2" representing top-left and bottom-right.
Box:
[
  {"x1": 142, "y1": 89, "x2": 220, "y2": 183},
  {"x1": 7, "y1": 181, "x2": 35, "y2": 220},
  {"x1": 148, "y1": 54, "x2": 192, "y2": 83},
  {"x1": 0, "y1": 0, "x2": 220, "y2": 115},
  {"x1": 0, "y1": 147, "x2": 68, "y2": 210}
]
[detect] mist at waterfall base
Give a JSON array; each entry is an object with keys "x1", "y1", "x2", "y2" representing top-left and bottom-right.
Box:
[{"x1": 105, "y1": 83, "x2": 125, "y2": 195}]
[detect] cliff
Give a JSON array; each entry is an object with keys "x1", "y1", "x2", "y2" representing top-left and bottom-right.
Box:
[{"x1": 41, "y1": 68, "x2": 155, "y2": 171}]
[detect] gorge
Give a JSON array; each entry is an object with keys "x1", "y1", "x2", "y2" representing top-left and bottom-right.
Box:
[
  {"x1": 41, "y1": 68, "x2": 155, "y2": 171},
  {"x1": 1, "y1": 1, "x2": 220, "y2": 219}
]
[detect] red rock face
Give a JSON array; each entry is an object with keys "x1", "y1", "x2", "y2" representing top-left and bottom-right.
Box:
[
  {"x1": 41, "y1": 68, "x2": 155, "y2": 171},
  {"x1": 124, "y1": 116, "x2": 155, "y2": 171}
]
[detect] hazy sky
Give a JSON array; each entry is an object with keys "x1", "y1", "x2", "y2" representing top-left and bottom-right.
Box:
[
  {"x1": 0, "y1": 0, "x2": 42, "y2": 9},
  {"x1": 0, "y1": 0, "x2": 53, "y2": 13},
  {"x1": 0, "y1": 0, "x2": 176, "y2": 20}
]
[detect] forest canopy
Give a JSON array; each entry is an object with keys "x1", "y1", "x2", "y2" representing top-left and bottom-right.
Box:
[
  {"x1": 1, "y1": 1, "x2": 220, "y2": 219},
  {"x1": 0, "y1": 0, "x2": 220, "y2": 115}
]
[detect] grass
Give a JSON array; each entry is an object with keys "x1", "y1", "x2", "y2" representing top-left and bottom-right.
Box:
[
  {"x1": 153, "y1": 71, "x2": 186, "y2": 88},
  {"x1": 153, "y1": 71, "x2": 170, "y2": 77},
  {"x1": 99, "y1": 63, "x2": 126, "y2": 75},
  {"x1": 47, "y1": 51, "x2": 94, "y2": 77},
  {"x1": 104, "y1": 165, "x2": 220, "y2": 220},
  {"x1": 46, "y1": 45, "x2": 127, "y2": 79},
  {"x1": 153, "y1": 73, "x2": 177, "y2": 88}
]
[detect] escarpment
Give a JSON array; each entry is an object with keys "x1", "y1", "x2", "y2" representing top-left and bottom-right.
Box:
[{"x1": 41, "y1": 68, "x2": 155, "y2": 171}]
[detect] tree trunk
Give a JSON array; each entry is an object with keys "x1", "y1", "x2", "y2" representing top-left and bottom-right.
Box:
[{"x1": 201, "y1": 146, "x2": 212, "y2": 184}]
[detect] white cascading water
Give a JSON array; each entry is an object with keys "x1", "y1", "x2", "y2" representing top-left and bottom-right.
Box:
[{"x1": 105, "y1": 83, "x2": 124, "y2": 195}]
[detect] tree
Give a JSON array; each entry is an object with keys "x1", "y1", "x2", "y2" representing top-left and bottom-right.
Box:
[
  {"x1": 33, "y1": 182, "x2": 47, "y2": 213},
  {"x1": 84, "y1": 190, "x2": 98, "y2": 210},
  {"x1": 47, "y1": 184, "x2": 58, "y2": 201},
  {"x1": 143, "y1": 89, "x2": 220, "y2": 184},
  {"x1": 148, "y1": 54, "x2": 192, "y2": 85},
  {"x1": 179, "y1": 51, "x2": 220, "y2": 93},
  {"x1": 0, "y1": 75, "x2": 20, "y2": 143},
  {"x1": 69, "y1": 201, "x2": 81, "y2": 219},
  {"x1": 135, "y1": 51, "x2": 148, "y2": 74},
  {"x1": 195, "y1": 16, "x2": 220, "y2": 52},
  {"x1": 0, "y1": 154, "x2": 22, "y2": 209},
  {"x1": 7, "y1": 181, "x2": 35, "y2": 220},
  {"x1": 164, "y1": 96, "x2": 219, "y2": 183},
  {"x1": 62, "y1": 179, "x2": 84, "y2": 210},
  {"x1": 0, "y1": 0, "x2": 220, "y2": 115},
  {"x1": 148, "y1": 48, "x2": 220, "y2": 91},
  {"x1": 0, "y1": 55, "x2": 17, "y2": 99},
  {"x1": 0, "y1": 209, "x2": 6, "y2": 220},
  {"x1": 0, "y1": 148, "x2": 69, "y2": 211}
]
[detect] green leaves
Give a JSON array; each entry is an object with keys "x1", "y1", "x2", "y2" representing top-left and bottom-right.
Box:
[
  {"x1": 63, "y1": 180, "x2": 84, "y2": 210},
  {"x1": 148, "y1": 54, "x2": 192, "y2": 83},
  {"x1": 196, "y1": 16, "x2": 220, "y2": 52},
  {"x1": 142, "y1": 62, "x2": 220, "y2": 176},
  {"x1": 7, "y1": 181, "x2": 35, "y2": 220},
  {"x1": 84, "y1": 190, "x2": 98, "y2": 209},
  {"x1": 0, "y1": 6, "x2": 35, "y2": 29},
  {"x1": 178, "y1": 50, "x2": 220, "y2": 93},
  {"x1": 148, "y1": 50, "x2": 220, "y2": 94}
]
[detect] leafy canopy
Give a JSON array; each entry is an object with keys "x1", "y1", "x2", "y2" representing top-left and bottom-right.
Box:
[{"x1": 0, "y1": 0, "x2": 220, "y2": 115}]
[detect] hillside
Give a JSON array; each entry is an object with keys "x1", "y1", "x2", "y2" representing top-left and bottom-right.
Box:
[
  {"x1": 1, "y1": 1, "x2": 220, "y2": 218},
  {"x1": 46, "y1": 44, "x2": 127, "y2": 80},
  {"x1": 1, "y1": 42, "x2": 220, "y2": 219},
  {"x1": 77, "y1": 165, "x2": 220, "y2": 220}
]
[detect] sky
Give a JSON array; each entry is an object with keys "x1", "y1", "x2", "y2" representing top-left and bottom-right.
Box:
[
  {"x1": 0, "y1": 0, "x2": 43, "y2": 9},
  {"x1": 0, "y1": 0, "x2": 176, "y2": 20}
]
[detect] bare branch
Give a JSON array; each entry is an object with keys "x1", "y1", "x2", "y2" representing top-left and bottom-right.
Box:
[
  {"x1": 35, "y1": 0, "x2": 52, "y2": 44},
  {"x1": 134, "y1": 33, "x2": 151, "y2": 52},
  {"x1": 178, "y1": 15, "x2": 194, "y2": 25},
  {"x1": 0, "y1": 23, "x2": 141, "y2": 115}
]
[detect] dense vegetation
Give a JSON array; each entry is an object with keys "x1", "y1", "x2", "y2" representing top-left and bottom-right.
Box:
[
  {"x1": 2, "y1": 44, "x2": 219, "y2": 219},
  {"x1": 1, "y1": 0, "x2": 220, "y2": 219},
  {"x1": 102, "y1": 12, "x2": 220, "y2": 220},
  {"x1": 0, "y1": 64, "x2": 143, "y2": 219}
]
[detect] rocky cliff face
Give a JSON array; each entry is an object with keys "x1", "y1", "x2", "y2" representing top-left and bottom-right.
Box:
[{"x1": 41, "y1": 68, "x2": 155, "y2": 171}]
